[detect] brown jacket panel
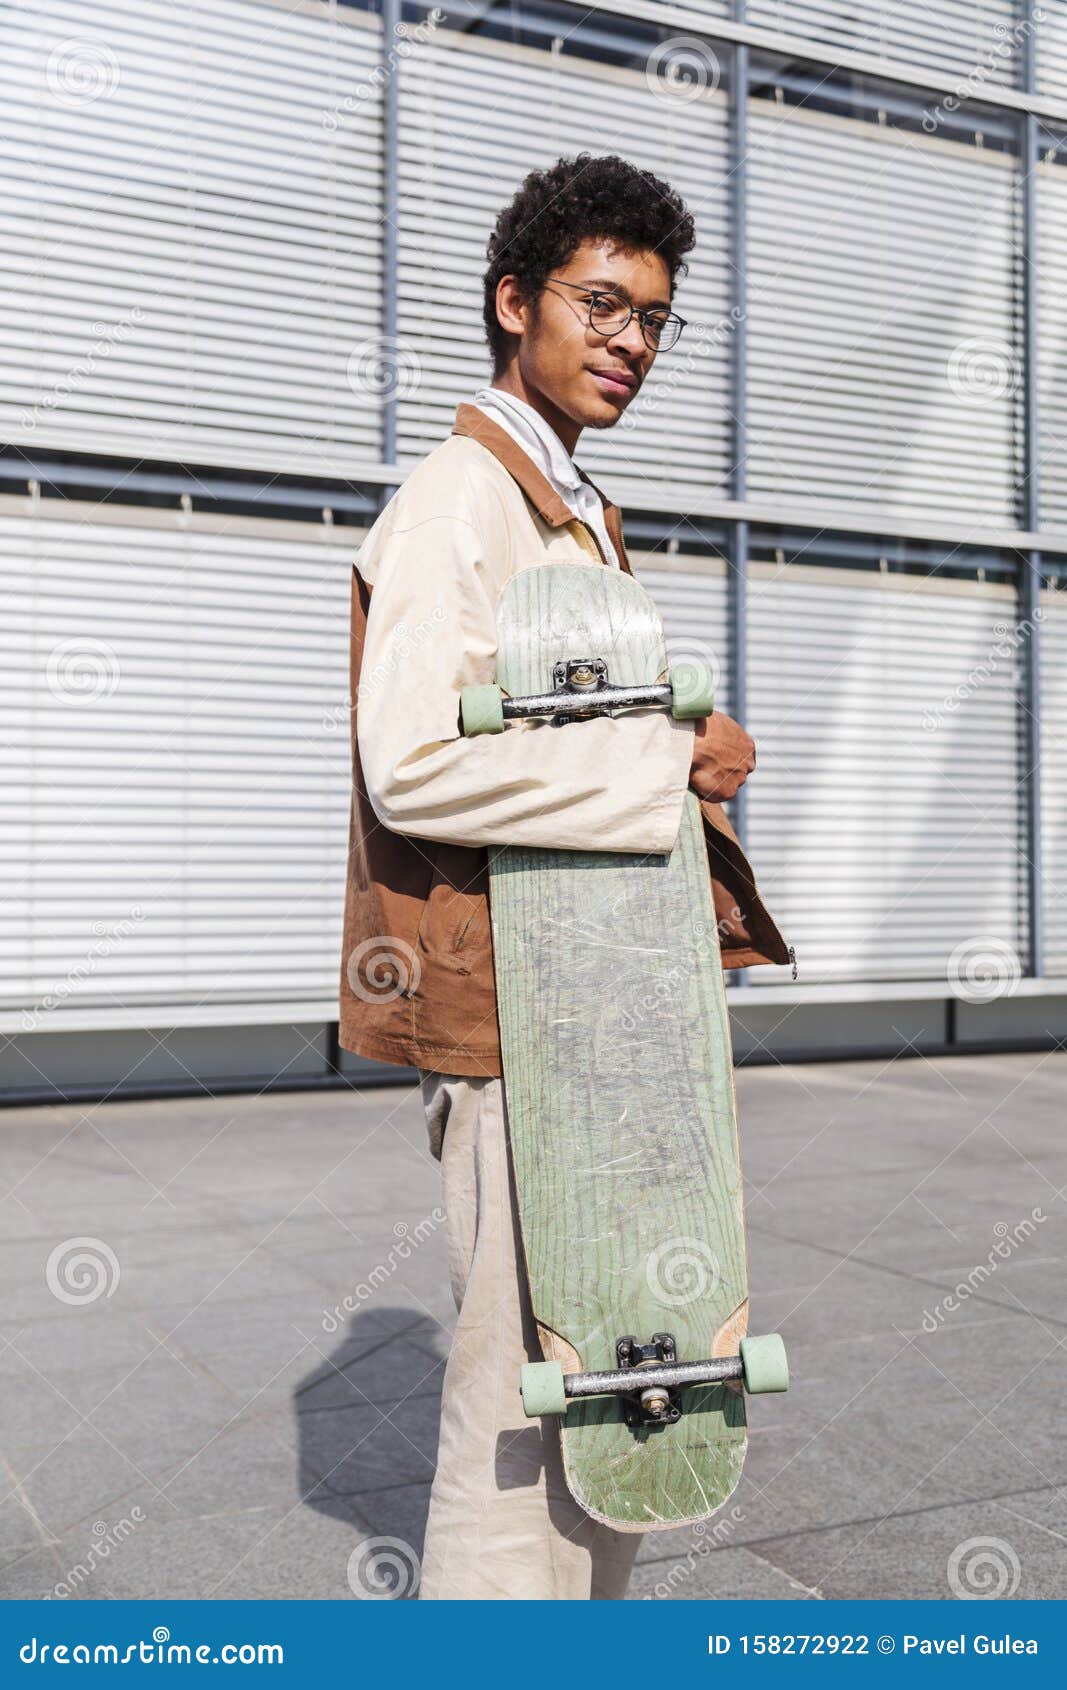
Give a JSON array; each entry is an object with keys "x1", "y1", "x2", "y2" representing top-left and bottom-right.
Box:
[{"x1": 339, "y1": 407, "x2": 790, "y2": 1076}]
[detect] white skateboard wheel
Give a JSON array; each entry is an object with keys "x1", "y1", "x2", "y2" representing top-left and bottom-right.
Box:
[
  {"x1": 740, "y1": 1334, "x2": 789, "y2": 1394},
  {"x1": 520, "y1": 1361, "x2": 567, "y2": 1418},
  {"x1": 460, "y1": 683, "x2": 505, "y2": 736},
  {"x1": 669, "y1": 662, "x2": 716, "y2": 719}
]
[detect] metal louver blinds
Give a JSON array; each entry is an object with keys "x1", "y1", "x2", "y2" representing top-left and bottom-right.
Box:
[
  {"x1": 749, "y1": 2, "x2": 1020, "y2": 87},
  {"x1": 2, "y1": 501, "x2": 355, "y2": 1017},
  {"x1": 1, "y1": 0, "x2": 383, "y2": 478},
  {"x1": 744, "y1": 564, "x2": 1027, "y2": 983},
  {"x1": 1036, "y1": 148, "x2": 1067, "y2": 525},
  {"x1": 747, "y1": 99, "x2": 1022, "y2": 527},
  {"x1": 638, "y1": 557, "x2": 733, "y2": 720},
  {"x1": 1036, "y1": 6, "x2": 1067, "y2": 101},
  {"x1": 396, "y1": 24, "x2": 733, "y2": 509},
  {"x1": 1039, "y1": 583, "x2": 1067, "y2": 973}
]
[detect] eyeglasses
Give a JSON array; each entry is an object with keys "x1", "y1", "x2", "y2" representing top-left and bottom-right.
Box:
[{"x1": 543, "y1": 277, "x2": 687, "y2": 352}]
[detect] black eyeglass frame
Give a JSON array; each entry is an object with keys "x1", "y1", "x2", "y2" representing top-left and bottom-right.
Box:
[{"x1": 542, "y1": 276, "x2": 687, "y2": 352}]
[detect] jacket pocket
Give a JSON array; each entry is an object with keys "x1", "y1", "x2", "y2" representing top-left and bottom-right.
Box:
[{"x1": 414, "y1": 843, "x2": 489, "y2": 974}]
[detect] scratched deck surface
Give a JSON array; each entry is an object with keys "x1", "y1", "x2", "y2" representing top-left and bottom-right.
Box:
[{"x1": 490, "y1": 564, "x2": 748, "y2": 1530}]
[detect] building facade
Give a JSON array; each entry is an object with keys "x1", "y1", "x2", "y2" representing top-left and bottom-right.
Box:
[{"x1": 4, "y1": 0, "x2": 1067, "y2": 1101}]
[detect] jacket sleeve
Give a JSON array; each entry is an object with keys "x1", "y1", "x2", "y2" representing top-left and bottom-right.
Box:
[{"x1": 356, "y1": 509, "x2": 694, "y2": 854}]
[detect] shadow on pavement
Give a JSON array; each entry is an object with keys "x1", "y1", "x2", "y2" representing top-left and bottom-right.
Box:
[{"x1": 294, "y1": 1306, "x2": 445, "y2": 1581}]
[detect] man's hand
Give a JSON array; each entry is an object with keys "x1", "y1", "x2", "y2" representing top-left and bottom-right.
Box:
[{"x1": 688, "y1": 712, "x2": 756, "y2": 802}]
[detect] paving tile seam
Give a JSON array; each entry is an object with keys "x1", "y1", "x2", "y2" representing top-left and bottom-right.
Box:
[
  {"x1": 0, "y1": 1514, "x2": 62, "y2": 1557},
  {"x1": 315, "y1": 1473, "x2": 430, "y2": 1504},
  {"x1": 789, "y1": 1311, "x2": 1027, "y2": 1361},
  {"x1": 633, "y1": 1475, "x2": 1067, "y2": 1568},
  {"x1": 3, "y1": 1392, "x2": 305, "y2": 1472},
  {"x1": 155, "y1": 1348, "x2": 309, "y2": 1408},
  {"x1": 0, "y1": 1288, "x2": 353, "y2": 1328},
  {"x1": 3, "y1": 1457, "x2": 188, "y2": 1540},
  {"x1": 314, "y1": 1452, "x2": 438, "y2": 1498},
  {"x1": 1, "y1": 1452, "x2": 71, "y2": 1561},
  {"x1": 743, "y1": 1546, "x2": 827, "y2": 1600},
  {"x1": 6, "y1": 1411, "x2": 303, "y2": 1540},
  {"x1": 748, "y1": 1222, "x2": 1067, "y2": 1331},
  {"x1": 295, "y1": 1384, "x2": 443, "y2": 1417},
  {"x1": 746, "y1": 1155, "x2": 1008, "y2": 1188},
  {"x1": 637, "y1": 1538, "x2": 826, "y2": 1598},
  {"x1": 290, "y1": 1321, "x2": 431, "y2": 1398},
  {"x1": 0, "y1": 1538, "x2": 71, "y2": 1588}
]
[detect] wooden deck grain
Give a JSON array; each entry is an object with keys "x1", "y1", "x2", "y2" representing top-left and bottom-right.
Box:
[{"x1": 490, "y1": 565, "x2": 749, "y2": 1529}]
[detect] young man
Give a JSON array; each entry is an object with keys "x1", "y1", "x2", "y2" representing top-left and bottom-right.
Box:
[{"x1": 340, "y1": 153, "x2": 789, "y2": 1600}]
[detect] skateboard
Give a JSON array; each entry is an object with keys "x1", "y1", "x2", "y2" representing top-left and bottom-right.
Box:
[{"x1": 461, "y1": 563, "x2": 787, "y2": 1531}]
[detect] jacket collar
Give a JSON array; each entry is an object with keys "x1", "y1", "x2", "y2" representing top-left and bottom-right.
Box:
[{"x1": 451, "y1": 402, "x2": 630, "y2": 571}]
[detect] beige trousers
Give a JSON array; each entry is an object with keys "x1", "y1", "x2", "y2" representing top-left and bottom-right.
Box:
[{"x1": 417, "y1": 1070, "x2": 642, "y2": 1601}]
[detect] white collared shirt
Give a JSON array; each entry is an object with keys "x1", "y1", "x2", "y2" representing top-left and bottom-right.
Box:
[{"x1": 472, "y1": 385, "x2": 620, "y2": 569}]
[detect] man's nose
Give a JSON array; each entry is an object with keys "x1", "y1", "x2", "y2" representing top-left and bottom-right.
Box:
[{"x1": 603, "y1": 315, "x2": 648, "y2": 359}]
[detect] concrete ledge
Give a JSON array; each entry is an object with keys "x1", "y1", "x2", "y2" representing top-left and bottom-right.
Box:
[
  {"x1": 3, "y1": 985, "x2": 1066, "y2": 1105},
  {"x1": 0, "y1": 1020, "x2": 402, "y2": 1107},
  {"x1": 731, "y1": 992, "x2": 947, "y2": 1064},
  {"x1": 730, "y1": 981, "x2": 1067, "y2": 1064}
]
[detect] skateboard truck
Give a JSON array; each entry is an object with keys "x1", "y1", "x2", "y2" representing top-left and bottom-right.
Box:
[
  {"x1": 520, "y1": 1333, "x2": 788, "y2": 1420},
  {"x1": 616, "y1": 1333, "x2": 683, "y2": 1427},
  {"x1": 459, "y1": 659, "x2": 716, "y2": 735},
  {"x1": 549, "y1": 658, "x2": 614, "y2": 726}
]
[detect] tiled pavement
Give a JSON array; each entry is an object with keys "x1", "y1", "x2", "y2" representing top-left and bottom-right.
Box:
[{"x1": 1, "y1": 1051, "x2": 1064, "y2": 1601}]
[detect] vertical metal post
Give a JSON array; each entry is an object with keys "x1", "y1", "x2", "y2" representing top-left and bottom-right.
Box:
[
  {"x1": 1020, "y1": 9, "x2": 1043, "y2": 976},
  {"x1": 381, "y1": 0, "x2": 401, "y2": 501},
  {"x1": 728, "y1": 20, "x2": 750, "y2": 856}
]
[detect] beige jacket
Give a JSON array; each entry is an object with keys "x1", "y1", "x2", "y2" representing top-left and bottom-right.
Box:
[
  {"x1": 356, "y1": 430, "x2": 694, "y2": 852},
  {"x1": 339, "y1": 404, "x2": 790, "y2": 1077}
]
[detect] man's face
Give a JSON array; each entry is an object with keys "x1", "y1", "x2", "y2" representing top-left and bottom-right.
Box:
[{"x1": 499, "y1": 239, "x2": 672, "y2": 435}]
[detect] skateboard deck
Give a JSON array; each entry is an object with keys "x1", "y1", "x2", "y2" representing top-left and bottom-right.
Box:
[{"x1": 481, "y1": 563, "x2": 783, "y2": 1531}]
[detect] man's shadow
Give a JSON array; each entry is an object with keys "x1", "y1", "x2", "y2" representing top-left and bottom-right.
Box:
[{"x1": 294, "y1": 1306, "x2": 447, "y2": 1568}]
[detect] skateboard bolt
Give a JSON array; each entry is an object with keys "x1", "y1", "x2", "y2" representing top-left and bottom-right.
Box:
[{"x1": 640, "y1": 1386, "x2": 671, "y2": 1418}]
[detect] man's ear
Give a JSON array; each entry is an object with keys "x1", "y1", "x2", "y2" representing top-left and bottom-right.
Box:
[{"x1": 495, "y1": 275, "x2": 528, "y2": 340}]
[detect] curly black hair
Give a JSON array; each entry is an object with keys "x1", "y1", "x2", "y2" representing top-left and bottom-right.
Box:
[{"x1": 482, "y1": 153, "x2": 696, "y2": 374}]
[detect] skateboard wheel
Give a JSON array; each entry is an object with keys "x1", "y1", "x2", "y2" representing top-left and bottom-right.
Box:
[
  {"x1": 520, "y1": 1361, "x2": 567, "y2": 1418},
  {"x1": 460, "y1": 684, "x2": 505, "y2": 736},
  {"x1": 740, "y1": 1334, "x2": 789, "y2": 1394},
  {"x1": 669, "y1": 662, "x2": 716, "y2": 719}
]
